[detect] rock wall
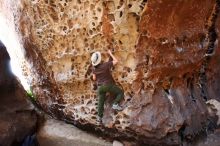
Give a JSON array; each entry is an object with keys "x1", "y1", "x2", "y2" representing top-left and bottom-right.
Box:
[
  {"x1": 0, "y1": 42, "x2": 37, "y2": 146},
  {"x1": 0, "y1": 0, "x2": 220, "y2": 145},
  {"x1": 37, "y1": 118, "x2": 112, "y2": 146},
  {"x1": 0, "y1": 42, "x2": 13, "y2": 88}
]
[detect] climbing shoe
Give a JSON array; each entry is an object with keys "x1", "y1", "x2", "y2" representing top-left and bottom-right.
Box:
[
  {"x1": 112, "y1": 104, "x2": 123, "y2": 111},
  {"x1": 97, "y1": 116, "x2": 102, "y2": 125}
]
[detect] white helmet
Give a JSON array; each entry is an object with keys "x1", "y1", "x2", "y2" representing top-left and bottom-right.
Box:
[{"x1": 91, "y1": 51, "x2": 101, "y2": 66}]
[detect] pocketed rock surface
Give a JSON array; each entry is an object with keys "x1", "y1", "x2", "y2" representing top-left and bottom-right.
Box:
[{"x1": 0, "y1": 0, "x2": 220, "y2": 145}]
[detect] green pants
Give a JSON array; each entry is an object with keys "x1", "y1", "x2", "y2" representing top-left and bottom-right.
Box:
[{"x1": 97, "y1": 84, "x2": 124, "y2": 118}]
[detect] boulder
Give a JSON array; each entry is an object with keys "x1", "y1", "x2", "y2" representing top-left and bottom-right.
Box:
[
  {"x1": 0, "y1": 42, "x2": 37, "y2": 146},
  {"x1": 37, "y1": 118, "x2": 112, "y2": 146},
  {"x1": 0, "y1": 0, "x2": 220, "y2": 145}
]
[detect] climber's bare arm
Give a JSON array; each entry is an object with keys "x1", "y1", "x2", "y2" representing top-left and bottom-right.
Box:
[
  {"x1": 92, "y1": 73, "x2": 96, "y2": 81},
  {"x1": 108, "y1": 50, "x2": 118, "y2": 65}
]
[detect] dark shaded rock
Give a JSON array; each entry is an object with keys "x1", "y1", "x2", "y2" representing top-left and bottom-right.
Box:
[
  {"x1": 206, "y1": 2, "x2": 220, "y2": 101},
  {"x1": 0, "y1": 41, "x2": 14, "y2": 89},
  {"x1": 0, "y1": 42, "x2": 37, "y2": 146}
]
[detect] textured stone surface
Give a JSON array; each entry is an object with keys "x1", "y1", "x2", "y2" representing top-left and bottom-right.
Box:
[
  {"x1": 0, "y1": 0, "x2": 220, "y2": 145},
  {"x1": 206, "y1": 99, "x2": 220, "y2": 125},
  {"x1": 37, "y1": 118, "x2": 112, "y2": 146},
  {"x1": 0, "y1": 42, "x2": 37, "y2": 146},
  {"x1": 0, "y1": 42, "x2": 13, "y2": 87},
  {"x1": 194, "y1": 131, "x2": 220, "y2": 146},
  {"x1": 113, "y1": 140, "x2": 123, "y2": 146}
]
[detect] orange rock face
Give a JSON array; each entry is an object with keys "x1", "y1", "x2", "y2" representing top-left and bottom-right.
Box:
[{"x1": 0, "y1": 0, "x2": 220, "y2": 145}]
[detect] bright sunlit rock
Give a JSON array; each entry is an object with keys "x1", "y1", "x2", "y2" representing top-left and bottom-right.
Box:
[
  {"x1": 0, "y1": 14, "x2": 30, "y2": 91},
  {"x1": 10, "y1": 60, "x2": 30, "y2": 91}
]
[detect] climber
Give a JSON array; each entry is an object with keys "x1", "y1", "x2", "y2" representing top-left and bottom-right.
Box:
[{"x1": 91, "y1": 50, "x2": 124, "y2": 123}]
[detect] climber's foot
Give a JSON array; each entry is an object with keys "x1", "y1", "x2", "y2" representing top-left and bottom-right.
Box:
[{"x1": 112, "y1": 104, "x2": 123, "y2": 111}]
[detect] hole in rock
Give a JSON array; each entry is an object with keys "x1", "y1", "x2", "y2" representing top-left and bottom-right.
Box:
[
  {"x1": 128, "y1": 4, "x2": 132, "y2": 8},
  {"x1": 119, "y1": 11, "x2": 123, "y2": 17},
  {"x1": 63, "y1": 26, "x2": 67, "y2": 31},
  {"x1": 165, "y1": 90, "x2": 170, "y2": 98},
  {"x1": 91, "y1": 115, "x2": 96, "y2": 119},
  {"x1": 90, "y1": 4, "x2": 95, "y2": 10},
  {"x1": 85, "y1": 43, "x2": 89, "y2": 47},
  {"x1": 97, "y1": 7, "x2": 101, "y2": 12},
  {"x1": 89, "y1": 30, "x2": 93, "y2": 35},
  {"x1": 44, "y1": 0, "x2": 49, "y2": 4},
  {"x1": 90, "y1": 43, "x2": 94, "y2": 49},
  {"x1": 119, "y1": 0, "x2": 124, "y2": 6},
  {"x1": 108, "y1": 14, "x2": 115, "y2": 21},
  {"x1": 94, "y1": 17, "x2": 98, "y2": 20},
  {"x1": 115, "y1": 120, "x2": 120, "y2": 125}
]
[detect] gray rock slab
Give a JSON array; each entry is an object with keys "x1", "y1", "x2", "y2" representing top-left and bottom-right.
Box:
[{"x1": 37, "y1": 118, "x2": 112, "y2": 146}]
